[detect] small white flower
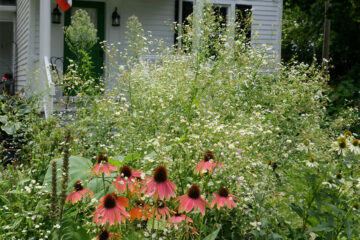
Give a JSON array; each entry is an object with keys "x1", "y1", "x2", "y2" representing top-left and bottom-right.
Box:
[
  {"x1": 91, "y1": 198, "x2": 97, "y2": 203},
  {"x1": 229, "y1": 144, "x2": 235, "y2": 149},
  {"x1": 35, "y1": 225, "x2": 40, "y2": 229},
  {"x1": 144, "y1": 232, "x2": 150, "y2": 237},
  {"x1": 54, "y1": 224, "x2": 61, "y2": 229}
]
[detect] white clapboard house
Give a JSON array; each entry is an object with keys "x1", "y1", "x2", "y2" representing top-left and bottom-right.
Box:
[{"x1": 0, "y1": 0, "x2": 283, "y2": 99}]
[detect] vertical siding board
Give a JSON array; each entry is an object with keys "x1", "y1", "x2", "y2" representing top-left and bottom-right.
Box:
[{"x1": 16, "y1": 0, "x2": 31, "y2": 90}]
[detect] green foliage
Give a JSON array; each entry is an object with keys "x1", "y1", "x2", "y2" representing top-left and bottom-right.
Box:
[
  {"x1": 63, "y1": 9, "x2": 102, "y2": 97},
  {"x1": 282, "y1": 0, "x2": 360, "y2": 119},
  {"x1": 64, "y1": 9, "x2": 98, "y2": 54},
  {"x1": 0, "y1": 93, "x2": 41, "y2": 165}
]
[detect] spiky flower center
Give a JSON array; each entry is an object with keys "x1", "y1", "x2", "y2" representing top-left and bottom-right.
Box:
[
  {"x1": 73, "y1": 180, "x2": 83, "y2": 192},
  {"x1": 187, "y1": 184, "x2": 201, "y2": 199},
  {"x1": 153, "y1": 166, "x2": 168, "y2": 183},
  {"x1": 136, "y1": 200, "x2": 145, "y2": 207},
  {"x1": 104, "y1": 193, "x2": 117, "y2": 209},
  {"x1": 218, "y1": 187, "x2": 229, "y2": 198},
  {"x1": 174, "y1": 211, "x2": 182, "y2": 217},
  {"x1": 158, "y1": 200, "x2": 165, "y2": 209},
  {"x1": 96, "y1": 152, "x2": 108, "y2": 164},
  {"x1": 352, "y1": 139, "x2": 360, "y2": 147},
  {"x1": 120, "y1": 165, "x2": 132, "y2": 178},
  {"x1": 338, "y1": 137, "x2": 347, "y2": 149},
  {"x1": 203, "y1": 150, "x2": 215, "y2": 162},
  {"x1": 98, "y1": 229, "x2": 109, "y2": 240}
]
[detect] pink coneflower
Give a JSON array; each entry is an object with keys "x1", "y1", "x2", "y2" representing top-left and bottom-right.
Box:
[
  {"x1": 65, "y1": 180, "x2": 93, "y2": 204},
  {"x1": 195, "y1": 150, "x2": 223, "y2": 175},
  {"x1": 155, "y1": 200, "x2": 172, "y2": 220},
  {"x1": 168, "y1": 211, "x2": 193, "y2": 226},
  {"x1": 211, "y1": 187, "x2": 237, "y2": 210},
  {"x1": 142, "y1": 165, "x2": 176, "y2": 201},
  {"x1": 129, "y1": 200, "x2": 153, "y2": 220},
  {"x1": 93, "y1": 193, "x2": 129, "y2": 225},
  {"x1": 91, "y1": 153, "x2": 117, "y2": 176},
  {"x1": 177, "y1": 184, "x2": 209, "y2": 215},
  {"x1": 113, "y1": 165, "x2": 142, "y2": 193}
]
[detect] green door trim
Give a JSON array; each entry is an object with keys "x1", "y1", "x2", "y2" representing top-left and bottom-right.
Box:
[{"x1": 63, "y1": 1, "x2": 105, "y2": 77}]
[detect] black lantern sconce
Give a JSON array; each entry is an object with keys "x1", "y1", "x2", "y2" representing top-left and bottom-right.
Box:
[
  {"x1": 52, "y1": 5, "x2": 61, "y2": 24},
  {"x1": 112, "y1": 8, "x2": 120, "y2": 26}
]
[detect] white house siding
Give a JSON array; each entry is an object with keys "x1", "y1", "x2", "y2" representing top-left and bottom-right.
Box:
[
  {"x1": 15, "y1": 0, "x2": 31, "y2": 90},
  {"x1": 195, "y1": 0, "x2": 282, "y2": 61}
]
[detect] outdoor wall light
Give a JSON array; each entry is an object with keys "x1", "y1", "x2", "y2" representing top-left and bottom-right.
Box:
[
  {"x1": 112, "y1": 8, "x2": 120, "y2": 26},
  {"x1": 52, "y1": 5, "x2": 61, "y2": 24}
]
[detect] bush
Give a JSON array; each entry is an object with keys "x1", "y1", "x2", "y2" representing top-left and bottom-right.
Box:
[{"x1": 1, "y1": 5, "x2": 359, "y2": 240}]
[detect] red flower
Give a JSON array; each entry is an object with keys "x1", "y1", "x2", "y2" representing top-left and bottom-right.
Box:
[
  {"x1": 113, "y1": 165, "x2": 142, "y2": 193},
  {"x1": 93, "y1": 193, "x2": 129, "y2": 225},
  {"x1": 129, "y1": 200, "x2": 153, "y2": 220},
  {"x1": 65, "y1": 180, "x2": 93, "y2": 204},
  {"x1": 2, "y1": 77, "x2": 6, "y2": 81},
  {"x1": 142, "y1": 165, "x2": 176, "y2": 201},
  {"x1": 195, "y1": 150, "x2": 223, "y2": 175},
  {"x1": 91, "y1": 153, "x2": 117, "y2": 176},
  {"x1": 177, "y1": 184, "x2": 209, "y2": 216},
  {"x1": 211, "y1": 187, "x2": 237, "y2": 210}
]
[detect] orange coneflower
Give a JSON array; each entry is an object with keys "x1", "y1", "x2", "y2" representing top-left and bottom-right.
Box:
[
  {"x1": 195, "y1": 150, "x2": 223, "y2": 175},
  {"x1": 93, "y1": 193, "x2": 129, "y2": 225},
  {"x1": 113, "y1": 165, "x2": 142, "y2": 193},
  {"x1": 142, "y1": 165, "x2": 176, "y2": 201},
  {"x1": 155, "y1": 200, "x2": 172, "y2": 220},
  {"x1": 65, "y1": 180, "x2": 93, "y2": 204},
  {"x1": 129, "y1": 200, "x2": 153, "y2": 220},
  {"x1": 91, "y1": 153, "x2": 117, "y2": 176},
  {"x1": 211, "y1": 187, "x2": 237, "y2": 210},
  {"x1": 177, "y1": 184, "x2": 209, "y2": 216}
]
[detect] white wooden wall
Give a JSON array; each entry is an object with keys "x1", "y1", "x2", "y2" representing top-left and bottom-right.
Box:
[{"x1": 15, "y1": 0, "x2": 31, "y2": 90}]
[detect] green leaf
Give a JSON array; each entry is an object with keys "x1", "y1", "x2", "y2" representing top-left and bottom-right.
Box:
[
  {"x1": 0, "y1": 115, "x2": 8, "y2": 123},
  {"x1": 124, "y1": 153, "x2": 141, "y2": 162},
  {"x1": 289, "y1": 203, "x2": 303, "y2": 218},
  {"x1": 306, "y1": 222, "x2": 335, "y2": 233},
  {"x1": 1, "y1": 123, "x2": 16, "y2": 135},
  {"x1": 203, "y1": 228, "x2": 221, "y2": 240},
  {"x1": 108, "y1": 156, "x2": 125, "y2": 167},
  {"x1": 43, "y1": 156, "x2": 92, "y2": 192}
]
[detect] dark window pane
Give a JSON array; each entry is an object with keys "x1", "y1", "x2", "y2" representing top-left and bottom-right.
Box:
[
  {"x1": 0, "y1": 0, "x2": 16, "y2": 6},
  {"x1": 212, "y1": 6, "x2": 227, "y2": 27},
  {"x1": 174, "y1": 1, "x2": 194, "y2": 44},
  {"x1": 235, "y1": 4, "x2": 252, "y2": 40}
]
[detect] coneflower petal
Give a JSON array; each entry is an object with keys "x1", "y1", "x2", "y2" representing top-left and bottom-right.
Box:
[
  {"x1": 186, "y1": 199, "x2": 195, "y2": 212},
  {"x1": 197, "y1": 200, "x2": 205, "y2": 215}
]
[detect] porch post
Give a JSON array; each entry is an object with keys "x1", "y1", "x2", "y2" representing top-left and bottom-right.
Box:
[
  {"x1": 39, "y1": 0, "x2": 51, "y2": 93},
  {"x1": 177, "y1": 0, "x2": 183, "y2": 49},
  {"x1": 39, "y1": 0, "x2": 52, "y2": 118}
]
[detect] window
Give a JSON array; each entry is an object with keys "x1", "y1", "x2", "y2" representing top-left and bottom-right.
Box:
[
  {"x1": 175, "y1": 0, "x2": 194, "y2": 44},
  {"x1": 235, "y1": 4, "x2": 252, "y2": 41},
  {"x1": 212, "y1": 5, "x2": 228, "y2": 27},
  {"x1": 0, "y1": 0, "x2": 16, "y2": 6}
]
